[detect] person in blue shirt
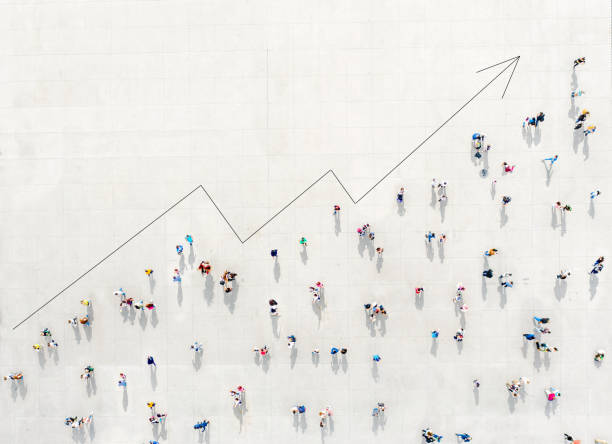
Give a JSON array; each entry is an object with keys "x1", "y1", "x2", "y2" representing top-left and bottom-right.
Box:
[
  {"x1": 193, "y1": 419, "x2": 209, "y2": 432},
  {"x1": 456, "y1": 433, "x2": 472, "y2": 442},
  {"x1": 523, "y1": 333, "x2": 536, "y2": 341}
]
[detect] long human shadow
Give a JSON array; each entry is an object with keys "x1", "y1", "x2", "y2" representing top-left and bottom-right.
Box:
[
  {"x1": 203, "y1": 274, "x2": 214, "y2": 305},
  {"x1": 554, "y1": 279, "x2": 567, "y2": 301},
  {"x1": 273, "y1": 259, "x2": 280, "y2": 282}
]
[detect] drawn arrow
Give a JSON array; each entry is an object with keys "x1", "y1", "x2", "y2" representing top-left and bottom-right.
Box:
[{"x1": 13, "y1": 55, "x2": 521, "y2": 330}]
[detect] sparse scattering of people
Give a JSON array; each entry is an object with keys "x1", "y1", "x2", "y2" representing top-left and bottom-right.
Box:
[{"x1": 8, "y1": 52, "x2": 611, "y2": 441}]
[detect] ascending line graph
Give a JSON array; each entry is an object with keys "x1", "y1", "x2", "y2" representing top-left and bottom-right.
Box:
[{"x1": 13, "y1": 56, "x2": 520, "y2": 330}]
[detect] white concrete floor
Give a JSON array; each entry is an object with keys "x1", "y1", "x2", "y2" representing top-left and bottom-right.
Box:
[{"x1": 1, "y1": 1, "x2": 611, "y2": 443}]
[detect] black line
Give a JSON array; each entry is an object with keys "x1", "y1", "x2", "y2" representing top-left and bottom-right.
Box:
[
  {"x1": 329, "y1": 170, "x2": 357, "y2": 204},
  {"x1": 240, "y1": 169, "x2": 334, "y2": 243},
  {"x1": 476, "y1": 56, "x2": 519, "y2": 73},
  {"x1": 13, "y1": 56, "x2": 520, "y2": 329},
  {"x1": 199, "y1": 185, "x2": 245, "y2": 243},
  {"x1": 12, "y1": 185, "x2": 204, "y2": 330},
  {"x1": 502, "y1": 56, "x2": 520, "y2": 99},
  {"x1": 355, "y1": 56, "x2": 520, "y2": 203}
]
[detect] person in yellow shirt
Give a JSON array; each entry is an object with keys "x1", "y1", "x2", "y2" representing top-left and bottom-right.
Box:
[{"x1": 484, "y1": 248, "x2": 498, "y2": 256}]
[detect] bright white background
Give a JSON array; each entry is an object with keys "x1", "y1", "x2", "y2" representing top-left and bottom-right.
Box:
[{"x1": 0, "y1": 1, "x2": 610, "y2": 443}]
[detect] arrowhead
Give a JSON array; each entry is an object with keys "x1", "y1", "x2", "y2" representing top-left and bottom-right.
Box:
[{"x1": 476, "y1": 56, "x2": 520, "y2": 99}]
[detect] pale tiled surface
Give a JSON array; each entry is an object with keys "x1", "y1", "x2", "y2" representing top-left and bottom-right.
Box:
[{"x1": 0, "y1": 1, "x2": 611, "y2": 443}]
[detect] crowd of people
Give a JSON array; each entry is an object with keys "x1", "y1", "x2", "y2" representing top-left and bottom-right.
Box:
[{"x1": 4, "y1": 57, "x2": 608, "y2": 443}]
